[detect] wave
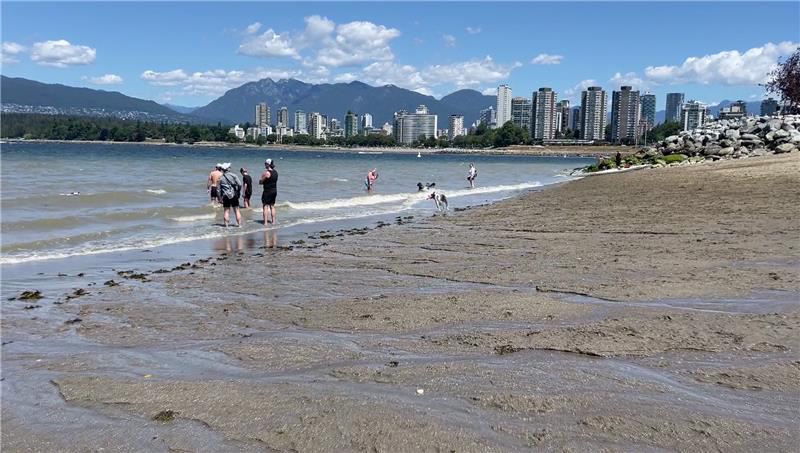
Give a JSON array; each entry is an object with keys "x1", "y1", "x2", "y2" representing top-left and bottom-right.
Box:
[
  {"x1": 146, "y1": 189, "x2": 167, "y2": 194},
  {"x1": 283, "y1": 181, "x2": 542, "y2": 211},
  {"x1": 331, "y1": 178, "x2": 349, "y2": 182},
  {"x1": 169, "y1": 213, "x2": 216, "y2": 222}
]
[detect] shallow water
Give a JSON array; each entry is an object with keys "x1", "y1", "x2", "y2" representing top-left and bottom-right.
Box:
[{"x1": 1, "y1": 142, "x2": 592, "y2": 297}]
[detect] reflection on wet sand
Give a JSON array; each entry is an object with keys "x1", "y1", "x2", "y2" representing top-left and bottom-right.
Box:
[{"x1": 263, "y1": 229, "x2": 278, "y2": 249}]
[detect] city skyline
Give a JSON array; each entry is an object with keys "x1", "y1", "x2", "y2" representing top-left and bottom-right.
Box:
[{"x1": 1, "y1": 2, "x2": 798, "y2": 108}]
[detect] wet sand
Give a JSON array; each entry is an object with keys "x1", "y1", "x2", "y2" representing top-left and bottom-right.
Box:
[{"x1": 2, "y1": 153, "x2": 799, "y2": 451}]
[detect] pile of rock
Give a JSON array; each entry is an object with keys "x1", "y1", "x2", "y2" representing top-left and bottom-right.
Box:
[{"x1": 643, "y1": 115, "x2": 800, "y2": 162}]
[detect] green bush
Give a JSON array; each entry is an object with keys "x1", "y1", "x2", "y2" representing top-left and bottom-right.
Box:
[{"x1": 663, "y1": 154, "x2": 686, "y2": 163}]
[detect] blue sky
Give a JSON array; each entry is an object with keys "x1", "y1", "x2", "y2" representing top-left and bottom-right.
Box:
[{"x1": 2, "y1": 1, "x2": 799, "y2": 109}]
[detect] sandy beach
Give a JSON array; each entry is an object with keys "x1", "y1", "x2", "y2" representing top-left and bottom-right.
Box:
[{"x1": 2, "y1": 153, "x2": 798, "y2": 451}]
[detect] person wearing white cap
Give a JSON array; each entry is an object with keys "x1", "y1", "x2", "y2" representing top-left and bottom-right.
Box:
[
  {"x1": 218, "y1": 163, "x2": 242, "y2": 227},
  {"x1": 259, "y1": 158, "x2": 278, "y2": 224},
  {"x1": 207, "y1": 163, "x2": 223, "y2": 204}
]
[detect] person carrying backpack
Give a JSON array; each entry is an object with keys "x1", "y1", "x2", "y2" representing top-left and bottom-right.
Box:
[{"x1": 218, "y1": 163, "x2": 242, "y2": 227}]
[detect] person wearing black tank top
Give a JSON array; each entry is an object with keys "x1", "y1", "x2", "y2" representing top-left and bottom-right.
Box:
[{"x1": 260, "y1": 158, "x2": 278, "y2": 224}]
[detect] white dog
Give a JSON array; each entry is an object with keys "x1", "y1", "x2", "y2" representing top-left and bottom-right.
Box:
[{"x1": 428, "y1": 191, "x2": 448, "y2": 213}]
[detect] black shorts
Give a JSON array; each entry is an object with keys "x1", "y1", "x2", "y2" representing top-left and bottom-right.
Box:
[
  {"x1": 262, "y1": 190, "x2": 277, "y2": 206},
  {"x1": 222, "y1": 196, "x2": 239, "y2": 208},
  {"x1": 244, "y1": 190, "x2": 252, "y2": 201},
  {"x1": 210, "y1": 187, "x2": 219, "y2": 199}
]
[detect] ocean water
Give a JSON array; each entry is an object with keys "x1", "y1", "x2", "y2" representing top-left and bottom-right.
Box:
[{"x1": 0, "y1": 142, "x2": 593, "y2": 296}]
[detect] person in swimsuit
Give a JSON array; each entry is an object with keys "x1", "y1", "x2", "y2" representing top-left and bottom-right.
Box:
[
  {"x1": 467, "y1": 163, "x2": 478, "y2": 188},
  {"x1": 365, "y1": 168, "x2": 378, "y2": 191},
  {"x1": 260, "y1": 158, "x2": 278, "y2": 224},
  {"x1": 208, "y1": 164, "x2": 222, "y2": 203},
  {"x1": 240, "y1": 167, "x2": 253, "y2": 208}
]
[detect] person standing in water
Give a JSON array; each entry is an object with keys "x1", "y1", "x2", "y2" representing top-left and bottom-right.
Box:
[
  {"x1": 208, "y1": 164, "x2": 222, "y2": 204},
  {"x1": 467, "y1": 163, "x2": 478, "y2": 188},
  {"x1": 218, "y1": 163, "x2": 242, "y2": 227},
  {"x1": 365, "y1": 168, "x2": 378, "y2": 191},
  {"x1": 240, "y1": 167, "x2": 253, "y2": 208},
  {"x1": 260, "y1": 158, "x2": 278, "y2": 224}
]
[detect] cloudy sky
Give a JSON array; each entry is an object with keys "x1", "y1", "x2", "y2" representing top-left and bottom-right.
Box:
[{"x1": 2, "y1": 1, "x2": 798, "y2": 108}]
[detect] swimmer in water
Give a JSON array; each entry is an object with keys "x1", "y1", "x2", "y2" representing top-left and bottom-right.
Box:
[
  {"x1": 467, "y1": 163, "x2": 478, "y2": 188},
  {"x1": 365, "y1": 168, "x2": 378, "y2": 191}
]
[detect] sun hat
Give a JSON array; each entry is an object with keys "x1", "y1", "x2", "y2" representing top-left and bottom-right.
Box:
[
  {"x1": 265, "y1": 158, "x2": 273, "y2": 166},
  {"x1": 220, "y1": 162, "x2": 231, "y2": 170}
]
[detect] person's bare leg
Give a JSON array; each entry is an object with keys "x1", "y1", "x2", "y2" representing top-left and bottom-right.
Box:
[
  {"x1": 223, "y1": 207, "x2": 230, "y2": 227},
  {"x1": 270, "y1": 205, "x2": 276, "y2": 224},
  {"x1": 262, "y1": 205, "x2": 268, "y2": 224},
  {"x1": 234, "y1": 207, "x2": 242, "y2": 227}
]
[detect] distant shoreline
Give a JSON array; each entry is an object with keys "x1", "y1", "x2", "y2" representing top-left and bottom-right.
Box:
[{"x1": 2, "y1": 138, "x2": 630, "y2": 158}]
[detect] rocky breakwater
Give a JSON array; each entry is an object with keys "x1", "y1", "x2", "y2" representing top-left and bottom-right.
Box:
[{"x1": 647, "y1": 115, "x2": 800, "y2": 164}]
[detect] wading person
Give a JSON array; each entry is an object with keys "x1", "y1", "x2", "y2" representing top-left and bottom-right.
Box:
[
  {"x1": 260, "y1": 158, "x2": 278, "y2": 224},
  {"x1": 218, "y1": 163, "x2": 242, "y2": 227},
  {"x1": 365, "y1": 168, "x2": 378, "y2": 191},
  {"x1": 467, "y1": 163, "x2": 477, "y2": 188},
  {"x1": 208, "y1": 164, "x2": 223, "y2": 204},
  {"x1": 240, "y1": 167, "x2": 253, "y2": 208}
]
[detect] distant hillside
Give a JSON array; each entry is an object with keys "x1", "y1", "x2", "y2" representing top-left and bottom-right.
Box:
[
  {"x1": 192, "y1": 78, "x2": 495, "y2": 126},
  {"x1": 1, "y1": 76, "x2": 194, "y2": 122},
  {"x1": 163, "y1": 103, "x2": 199, "y2": 114}
]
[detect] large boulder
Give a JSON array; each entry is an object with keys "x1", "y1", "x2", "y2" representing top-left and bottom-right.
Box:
[
  {"x1": 775, "y1": 143, "x2": 797, "y2": 154},
  {"x1": 724, "y1": 129, "x2": 740, "y2": 139},
  {"x1": 718, "y1": 147, "x2": 734, "y2": 156}
]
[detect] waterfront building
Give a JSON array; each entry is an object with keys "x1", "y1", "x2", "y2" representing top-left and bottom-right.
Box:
[
  {"x1": 294, "y1": 110, "x2": 307, "y2": 134},
  {"x1": 449, "y1": 114, "x2": 465, "y2": 140},
  {"x1": 580, "y1": 86, "x2": 607, "y2": 141},
  {"x1": 496, "y1": 84, "x2": 512, "y2": 128},
  {"x1": 719, "y1": 100, "x2": 747, "y2": 120},
  {"x1": 640, "y1": 92, "x2": 656, "y2": 129},
  {"x1": 393, "y1": 105, "x2": 438, "y2": 145},
  {"x1": 571, "y1": 106, "x2": 581, "y2": 134},
  {"x1": 309, "y1": 112, "x2": 323, "y2": 139},
  {"x1": 611, "y1": 86, "x2": 641, "y2": 143},
  {"x1": 761, "y1": 98, "x2": 780, "y2": 116},
  {"x1": 556, "y1": 100, "x2": 571, "y2": 133},
  {"x1": 479, "y1": 106, "x2": 496, "y2": 128},
  {"x1": 532, "y1": 87, "x2": 557, "y2": 140},
  {"x1": 276, "y1": 107, "x2": 289, "y2": 128},
  {"x1": 229, "y1": 124, "x2": 245, "y2": 140},
  {"x1": 681, "y1": 100, "x2": 710, "y2": 131},
  {"x1": 246, "y1": 127, "x2": 259, "y2": 140},
  {"x1": 360, "y1": 113, "x2": 373, "y2": 132},
  {"x1": 665, "y1": 93, "x2": 685, "y2": 123},
  {"x1": 510, "y1": 97, "x2": 532, "y2": 132},
  {"x1": 255, "y1": 102, "x2": 270, "y2": 128},
  {"x1": 381, "y1": 122, "x2": 393, "y2": 135},
  {"x1": 344, "y1": 111, "x2": 359, "y2": 138}
]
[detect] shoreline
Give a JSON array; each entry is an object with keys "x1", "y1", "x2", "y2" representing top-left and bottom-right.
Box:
[
  {"x1": 3, "y1": 137, "x2": 631, "y2": 157},
  {"x1": 2, "y1": 153, "x2": 798, "y2": 451}
]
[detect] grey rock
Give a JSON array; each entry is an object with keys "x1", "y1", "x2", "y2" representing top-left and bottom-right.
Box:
[
  {"x1": 750, "y1": 148, "x2": 767, "y2": 156},
  {"x1": 718, "y1": 147, "x2": 734, "y2": 156},
  {"x1": 724, "y1": 129, "x2": 740, "y2": 139},
  {"x1": 740, "y1": 134, "x2": 760, "y2": 141},
  {"x1": 775, "y1": 143, "x2": 797, "y2": 153},
  {"x1": 774, "y1": 129, "x2": 790, "y2": 138}
]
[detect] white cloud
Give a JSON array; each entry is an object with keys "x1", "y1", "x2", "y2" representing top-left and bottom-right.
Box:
[
  {"x1": 609, "y1": 71, "x2": 649, "y2": 89},
  {"x1": 644, "y1": 41, "x2": 799, "y2": 86},
  {"x1": 466, "y1": 27, "x2": 481, "y2": 35},
  {"x1": 30, "y1": 40, "x2": 96, "y2": 67},
  {"x1": 238, "y1": 29, "x2": 300, "y2": 59},
  {"x1": 142, "y1": 67, "x2": 302, "y2": 97},
  {"x1": 531, "y1": 53, "x2": 563, "y2": 65},
  {"x1": 83, "y1": 74, "x2": 123, "y2": 85},
  {"x1": 564, "y1": 79, "x2": 599, "y2": 100},
  {"x1": 443, "y1": 34, "x2": 456, "y2": 48},
  {"x1": 334, "y1": 72, "x2": 358, "y2": 83},
  {"x1": 315, "y1": 21, "x2": 400, "y2": 67},
  {"x1": 245, "y1": 22, "x2": 262, "y2": 35},
  {"x1": 481, "y1": 87, "x2": 496, "y2": 96},
  {"x1": 1, "y1": 41, "x2": 26, "y2": 64},
  {"x1": 141, "y1": 69, "x2": 189, "y2": 86}
]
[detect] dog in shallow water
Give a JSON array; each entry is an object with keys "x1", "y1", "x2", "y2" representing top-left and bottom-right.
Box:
[{"x1": 427, "y1": 191, "x2": 448, "y2": 212}]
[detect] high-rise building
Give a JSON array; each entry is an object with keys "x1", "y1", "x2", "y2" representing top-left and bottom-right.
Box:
[
  {"x1": 532, "y1": 87, "x2": 558, "y2": 140},
  {"x1": 393, "y1": 105, "x2": 438, "y2": 144},
  {"x1": 255, "y1": 102, "x2": 270, "y2": 128},
  {"x1": 309, "y1": 112, "x2": 323, "y2": 139},
  {"x1": 556, "y1": 100, "x2": 571, "y2": 133},
  {"x1": 719, "y1": 100, "x2": 747, "y2": 120},
  {"x1": 640, "y1": 92, "x2": 656, "y2": 129},
  {"x1": 580, "y1": 86, "x2": 607, "y2": 141},
  {"x1": 496, "y1": 84, "x2": 512, "y2": 128},
  {"x1": 294, "y1": 110, "x2": 307, "y2": 134},
  {"x1": 360, "y1": 113, "x2": 373, "y2": 131},
  {"x1": 611, "y1": 86, "x2": 641, "y2": 143},
  {"x1": 761, "y1": 98, "x2": 780, "y2": 116},
  {"x1": 277, "y1": 107, "x2": 289, "y2": 128},
  {"x1": 665, "y1": 93, "x2": 685, "y2": 123},
  {"x1": 479, "y1": 106, "x2": 496, "y2": 128},
  {"x1": 571, "y1": 106, "x2": 581, "y2": 134},
  {"x1": 449, "y1": 114, "x2": 464, "y2": 140},
  {"x1": 510, "y1": 97, "x2": 532, "y2": 132},
  {"x1": 681, "y1": 100, "x2": 709, "y2": 131},
  {"x1": 344, "y1": 111, "x2": 359, "y2": 138}
]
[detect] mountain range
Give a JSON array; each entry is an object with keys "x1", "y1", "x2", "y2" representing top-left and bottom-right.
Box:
[{"x1": 1, "y1": 75, "x2": 767, "y2": 129}]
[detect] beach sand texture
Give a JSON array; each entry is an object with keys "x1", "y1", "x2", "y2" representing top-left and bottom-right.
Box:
[{"x1": 2, "y1": 153, "x2": 799, "y2": 451}]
